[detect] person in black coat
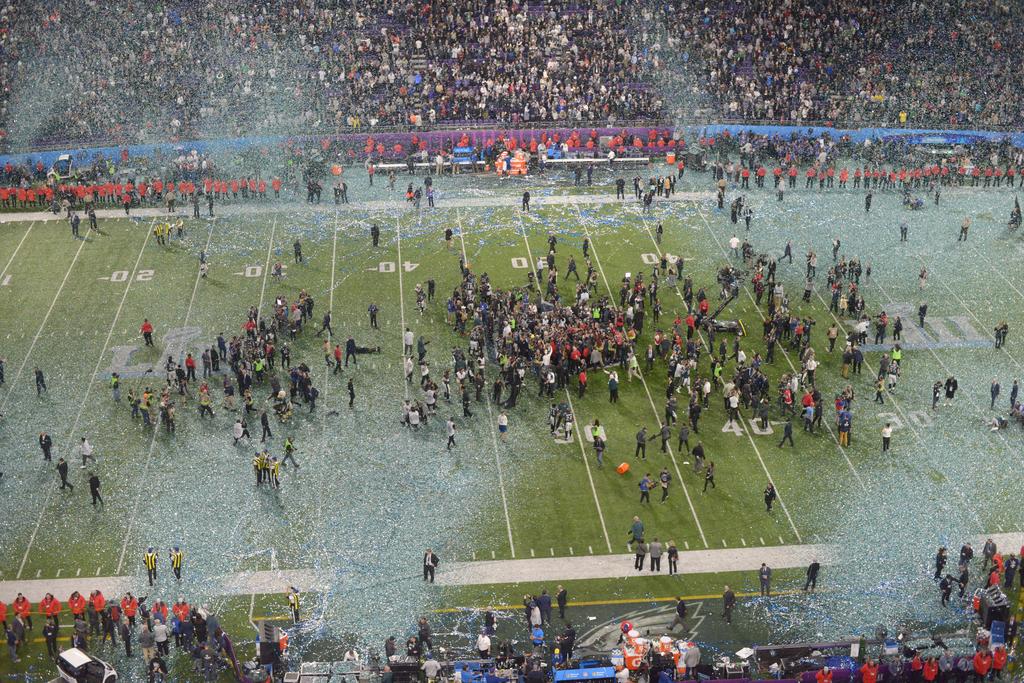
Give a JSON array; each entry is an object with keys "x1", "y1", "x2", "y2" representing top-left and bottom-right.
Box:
[
  {"x1": 39, "y1": 432, "x2": 52, "y2": 461},
  {"x1": 423, "y1": 549, "x2": 439, "y2": 583},
  {"x1": 556, "y1": 586, "x2": 567, "y2": 619},
  {"x1": 805, "y1": 561, "x2": 821, "y2": 591}
]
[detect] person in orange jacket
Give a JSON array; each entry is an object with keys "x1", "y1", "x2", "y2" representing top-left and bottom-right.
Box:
[
  {"x1": 12, "y1": 594, "x2": 32, "y2": 630},
  {"x1": 815, "y1": 666, "x2": 832, "y2": 683},
  {"x1": 992, "y1": 645, "x2": 1007, "y2": 677},
  {"x1": 973, "y1": 649, "x2": 992, "y2": 679},
  {"x1": 40, "y1": 593, "x2": 62, "y2": 628},
  {"x1": 90, "y1": 591, "x2": 106, "y2": 613},
  {"x1": 151, "y1": 599, "x2": 168, "y2": 624},
  {"x1": 909, "y1": 653, "x2": 923, "y2": 680},
  {"x1": 922, "y1": 656, "x2": 939, "y2": 682},
  {"x1": 121, "y1": 593, "x2": 139, "y2": 627},
  {"x1": 859, "y1": 659, "x2": 878, "y2": 683},
  {"x1": 68, "y1": 591, "x2": 86, "y2": 620},
  {"x1": 172, "y1": 598, "x2": 190, "y2": 647}
]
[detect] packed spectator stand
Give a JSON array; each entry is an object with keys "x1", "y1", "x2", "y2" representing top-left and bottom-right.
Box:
[{"x1": 3, "y1": 0, "x2": 1022, "y2": 155}]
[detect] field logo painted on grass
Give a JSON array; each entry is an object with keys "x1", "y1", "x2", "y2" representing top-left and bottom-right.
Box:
[
  {"x1": 575, "y1": 602, "x2": 705, "y2": 650},
  {"x1": 104, "y1": 326, "x2": 203, "y2": 378},
  {"x1": 850, "y1": 303, "x2": 989, "y2": 352}
]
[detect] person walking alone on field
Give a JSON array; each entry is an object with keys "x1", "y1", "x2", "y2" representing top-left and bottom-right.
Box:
[
  {"x1": 722, "y1": 586, "x2": 736, "y2": 623},
  {"x1": 703, "y1": 461, "x2": 715, "y2": 492},
  {"x1": 88, "y1": 472, "x2": 103, "y2": 506},
  {"x1": 805, "y1": 560, "x2": 821, "y2": 591},
  {"x1": 759, "y1": 563, "x2": 772, "y2": 596},
  {"x1": 56, "y1": 457, "x2": 73, "y2": 492},
  {"x1": 79, "y1": 437, "x2": 96, "y2": 468},
  {"x1": 763, "y1": 483, "x2": 776, "y2": 512},
  {"x1": 423, "y1": 548, "x2": 440, "y2": 583}
]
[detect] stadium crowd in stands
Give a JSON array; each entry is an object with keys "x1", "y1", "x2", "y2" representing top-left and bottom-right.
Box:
[
  {"x1": 0, "y1": 0, "x2": 663, "y2": 151},
  {"x1": 666, "y1": 0, "x2": 1023, "y2": 128},
  {"x1": 2, "y1": 0, "x2": 1022, "y2": 153}
]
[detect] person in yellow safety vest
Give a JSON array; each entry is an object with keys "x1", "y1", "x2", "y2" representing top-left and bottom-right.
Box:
[
  {"x1": 269, "y1": 456, "x2": 281, "y2": 489},
  {"x1": 169, "y1": 547, "x2": 183, "y2": 581},
  {"x1": 253, "y1": 451, "x2": 265, "y2": 486},
  {"x1": 287, "y1": 588, "x2": 300, "y2": 623},
  {"x1": 144, "y1": 547, "x2": 158, "y2": 586}
]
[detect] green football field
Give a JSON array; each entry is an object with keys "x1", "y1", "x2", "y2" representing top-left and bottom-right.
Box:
[{"x1": 1, "y1": 166, "x2": 1023, "y2": 667}]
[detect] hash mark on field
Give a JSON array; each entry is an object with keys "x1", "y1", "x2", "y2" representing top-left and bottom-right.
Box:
[
  {"x1": 55, "y1": 569, "x2": 61, "y2": 577},
  {"x1": 530, "y1": 548, "x2": 535, "y2": 557},
  {"x1": 588, "y1": 546, "x2": 593, "y2": 554},
  {"x1": 741, "y1": 538, "x2": 746, "y2": 547},
  {"x1": 1, "y1": 274, "x2": 10, "y2": 286},
  {"x1": 760, "y1": 537, "x2": 765, "y2": 545},
  {"x1": 814, "y1": 534, "x2": 822, "y2": 542},
  {"x1": 550, "y1": 548, "x2": 554, "y2": 556},
  {"x1": 35, "y1": 570, "x2": 41, "y2": 578},
  {"x1": 76, "y1": 568, "x2": 81, "y2": 577},
  {"x1": 472, "y1": 551, "x2": 476, "y2": 561},
  {"x1": 998, "y1": 524, "x2": 1005, "y2": 532},
  {"x1": 569, "y1": 547, "x2": 574, "y2": 555},
  {"x1": 95, "y1": 567, "x2": 101, "y2": 576},
  {"x1": 491, "y1": 551, "x2": 495, "y2": 559},
  {"x1": 722, "y1": 540, "x2": 727, "y2": 548},
  {"x1": 684, "y1": 541, "x2": 689, "y2": 550},
  {"x1": 778, "y1": 535, "x2": 785, "y2": 544}
]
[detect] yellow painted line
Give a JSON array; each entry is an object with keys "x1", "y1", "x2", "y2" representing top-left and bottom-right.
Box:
[{"x1": 432, "y1": 589, "x2": 804, "y2": 613}]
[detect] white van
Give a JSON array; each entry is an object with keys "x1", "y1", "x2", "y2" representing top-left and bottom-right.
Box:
[{"x1": 56, "y1": 648, "x2": 118, "y2": 683}]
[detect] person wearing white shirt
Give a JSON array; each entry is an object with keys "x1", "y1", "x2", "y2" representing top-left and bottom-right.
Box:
[
  {"x1": 403, "y1": 329, "x2": 414, "y2": 355},
  {"x1": 729, "y1": 235, "x2": 740, "y2": 257},
  {"x1": 497, "y1": 412, "x2": 509, "y2": 441},
  {"x1": 881, "y1": 423, "x2": 892, "y2": 454},
  {"x1": 476, "y1": 633, "x2": 491, "y2": 658},
  {"x1": 79, "y1": 437, "x2": 96, "y2": 468},
  {"x1": 421, "y1": 657, "x2": 441, "y2": 681}
]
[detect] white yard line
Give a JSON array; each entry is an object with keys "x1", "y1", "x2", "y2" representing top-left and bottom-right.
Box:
[
  {"x1": 921, "y1": 252, "x2": 1024, "y2": 376},
  {"x1": 395, "y1": 213, "x2": 410, "y2": 400},
  {"x1": 18, "y1": 222, "x2": 154, "y2": 578},
  {"x1": 116, "y1": 218, "x2": 234, "y2": 573},
  {"x1": 515, "y1": 210, "x2": 615, "y2": 551},
  {"x1": 0, "y1": 223, "x2": 95, "y2": 414},
  {"x1": 573, "y1": 205, "x2": 709, "y2": 547},
  {"x1": 686, "y1": 201, "x2": 868, "y2": 491},
  {"x1": 455, "y1": 209, "x2": 517, "y2": 558},
  {"x1": 185, "y1": 222, "x2": 217, "y2": 325},
  {"x1": 0, "y1": 221, "x2": 34, "y2": 286},
  {"x1": 623, "y1": 207, "x2": 807, "y2": 537},
  {"x1": 864, "y1": 276, "x2": 990, "y2": 531},
  {"x1": 257, "y1": 217, "x2": 277, "y2": 323}
]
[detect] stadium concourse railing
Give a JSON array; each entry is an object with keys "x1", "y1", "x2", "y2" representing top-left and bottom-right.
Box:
[{"x1": 4, "y1": 119, "x2": 1024, "y2": 174}]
